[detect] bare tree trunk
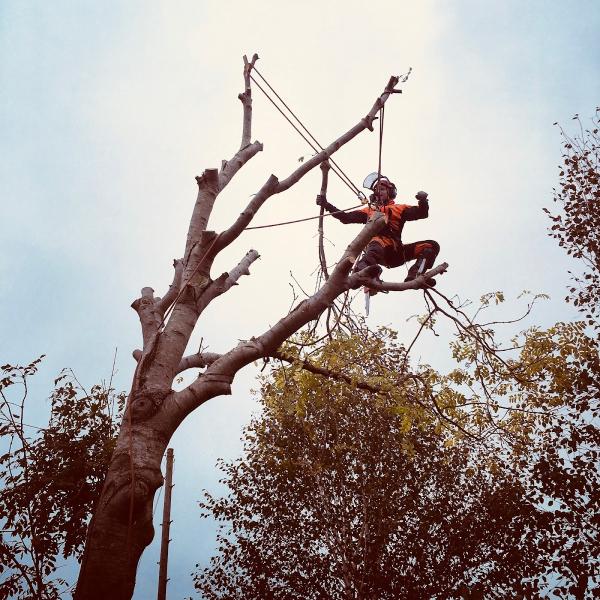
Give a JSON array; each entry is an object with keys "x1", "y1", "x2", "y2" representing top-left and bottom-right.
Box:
[
  {"x1": 74, "y1": 416, "x2": 169, "y2": 599},
  {"x1": 73, "y1": 54, "x2": 432, "y2": 599}
]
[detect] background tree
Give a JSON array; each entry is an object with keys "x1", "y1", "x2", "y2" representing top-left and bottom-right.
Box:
[
  {"x1": 519, "y1": 111, "x2": 600, "y2": 598},
  {"x1": 545, "y1": 109, "x2": 600, "y2": 326},
  {"x1": 195, "y1": 328, "x2": 556, "y2": 599},
  {"x1": 524, "y1": 323, "x2": 600, "y2": 598},
  {"x1": 195, "y1": 151, "x2": 600, "y2": 594},
  {"x1": 0, "y1": 357, "x2": 124, "y2": 599}
]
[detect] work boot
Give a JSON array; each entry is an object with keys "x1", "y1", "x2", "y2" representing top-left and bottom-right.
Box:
[
  {"x1": 404, "y1": 263, "x2": 436, "y2": 288},
  {"x1": 360, "y1": 264, "x2": 383, "y2": 279},
  {"x1": 351, "y1": 264, "x2": 383, "y2": 290}
]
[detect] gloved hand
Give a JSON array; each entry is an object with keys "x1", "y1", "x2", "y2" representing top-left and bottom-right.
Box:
[
  {"x1": 415, "y1": 191, "x2": 428, "y2": 201},
  {"x1": 316, "y1": 194, "x2": 327, "y2": 206}
]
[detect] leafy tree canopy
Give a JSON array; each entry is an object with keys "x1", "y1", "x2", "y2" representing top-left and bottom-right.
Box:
[
  {"x1": 195, "y1": 323, "x2": 599, "y2": 599},
  {"x1": 0, "y1": 358, "x2": 124, "y2": 599},
  {"x1": 545, "y1": 109, "x2": 600, "y2": 326}
]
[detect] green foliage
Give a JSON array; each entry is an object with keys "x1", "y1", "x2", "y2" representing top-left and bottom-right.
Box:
[
  {"x1": 0, "y1": 358, "x2": 124, "y2": 599},
  {"x1": 524, "y1": 327, "x2": 600, "y2": 596},
  {"x1": 194, "y1": 331, "x2": 558, "y2": 599},
  {"x1": 545, "y1": 110, "x2": 600, "y2": 326}
]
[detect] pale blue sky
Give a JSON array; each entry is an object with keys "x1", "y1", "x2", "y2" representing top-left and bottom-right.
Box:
[{"x1": 1, "y1": 1, "x2": 599, "y2": 597}]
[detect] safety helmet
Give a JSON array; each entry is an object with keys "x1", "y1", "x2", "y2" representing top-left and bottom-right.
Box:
[{"x1": 362, "y1": 172, "x2": 397, "y2": 201}]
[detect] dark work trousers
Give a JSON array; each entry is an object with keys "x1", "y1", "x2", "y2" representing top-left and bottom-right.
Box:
[{"x1": 355, "y1": 240, "x2": 440, "y2": 273}]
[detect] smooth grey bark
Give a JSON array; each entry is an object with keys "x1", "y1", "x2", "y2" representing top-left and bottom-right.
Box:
[{"x1": 74, "y1": 55, "x2": 436, "y2": 599}]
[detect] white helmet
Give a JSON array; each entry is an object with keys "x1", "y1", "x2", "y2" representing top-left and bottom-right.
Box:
[{"x1": 362, "y1": 172, "x2": 397, "y2": 199}]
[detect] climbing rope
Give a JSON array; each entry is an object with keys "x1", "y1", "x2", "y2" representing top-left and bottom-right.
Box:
[
  {"x1": 246, "y1": 204, "x2": 363, "y2": 230},
  {"x1": 377, "y1": 105, "x2": 385, "y2": 192},
  {"x1": 250, "y1": 67, "x2": 365, "y2": 200}
]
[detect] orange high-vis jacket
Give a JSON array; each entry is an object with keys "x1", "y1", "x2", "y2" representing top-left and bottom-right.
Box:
[{"x1": 325, "y1": 198, "x2": 429, "y2": 248}]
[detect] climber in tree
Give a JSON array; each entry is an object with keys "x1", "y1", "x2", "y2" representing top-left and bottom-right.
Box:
[{"x1": 316, "y1": 172, "x2": 440, "y2": 287}]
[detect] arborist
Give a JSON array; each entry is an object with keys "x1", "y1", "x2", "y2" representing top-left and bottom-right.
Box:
[{"x1": 316, "y1": 172, "x2": 440, "y2": 290}]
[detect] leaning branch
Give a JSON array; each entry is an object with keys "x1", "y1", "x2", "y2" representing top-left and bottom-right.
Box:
[
  {"x1": 187, "y1": 54, "x2": 263, "y2": 255},
  {"x1": 273, "y1": 350, "x2": 386, "y2": 395},
  {"x1": 170, "y1": 214, "x2": 387, "y2": 417},
  {"x1": 220, "y1": 54, "x2": 262, "y2": 189}
]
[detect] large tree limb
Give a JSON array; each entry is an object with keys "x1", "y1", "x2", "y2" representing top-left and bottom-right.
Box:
[
  {"x1": 169, "y1": 214, "x2": 387, "y2": 417},
  {"x1": 214, "y1": 76, "x2": 401, "y2": 255}
]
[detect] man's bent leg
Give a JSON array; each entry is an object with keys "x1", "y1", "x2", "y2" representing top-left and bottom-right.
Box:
[
  {"x1": 354, "y1": 242, "x2": 385, "y2": 278},
  {"x1": 403, "y1": 240, "x2": 440, "y2": 286}
]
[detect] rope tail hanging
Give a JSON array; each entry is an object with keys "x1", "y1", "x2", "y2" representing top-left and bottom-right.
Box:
[
  {"x1": 365, "y1": 103, "x2": 386, "y2": 314},
  {"x1": 318, "y1": 160, "x2": 331, "y2": 280},
  {"x1": 377, "y1": 105, "x2": 385, "y2": 194}
]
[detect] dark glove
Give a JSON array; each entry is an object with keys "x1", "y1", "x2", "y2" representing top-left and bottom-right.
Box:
[
  {"x1": 415, "y1": 191, "x2": 428, "y2": 201},
  {"x1": 316, "y1": 194, "x2": 327, "y2": 207}
]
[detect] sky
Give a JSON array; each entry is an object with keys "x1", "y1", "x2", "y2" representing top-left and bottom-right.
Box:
[{"x1": 1, "y1": 1, "x2": 599, "y2": 597}]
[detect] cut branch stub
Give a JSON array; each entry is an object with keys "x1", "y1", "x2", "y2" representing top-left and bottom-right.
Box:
[
  {"x1": 186, "y1": 169, "x2": 220, "y2": 258},
  {"x1": 239, "y1": 53, "x2": 260, "y2": 149},
  {"x1": 195, "y1": 249, "x2": 260, "y2": 315},
  {"x1": 131, "y1": 288, "x2": 163, "y2": 350}
]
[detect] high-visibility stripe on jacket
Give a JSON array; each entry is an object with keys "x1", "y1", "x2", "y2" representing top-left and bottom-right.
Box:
[{"x1": 322, "y1": 198, "x2": 429, "y2": 248}]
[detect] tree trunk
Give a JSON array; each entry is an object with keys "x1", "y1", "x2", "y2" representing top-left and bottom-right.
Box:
[{"x1": 74, "y1": 405, "x2": 170, "y2": 600}]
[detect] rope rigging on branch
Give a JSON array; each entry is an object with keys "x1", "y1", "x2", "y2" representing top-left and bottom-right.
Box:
[
  {"x1": 250, "y1": 64, "x2": 441, "y2": 316},
  {"x1": 251, "y1": 66, "x2": 365, "y2": 200}
]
